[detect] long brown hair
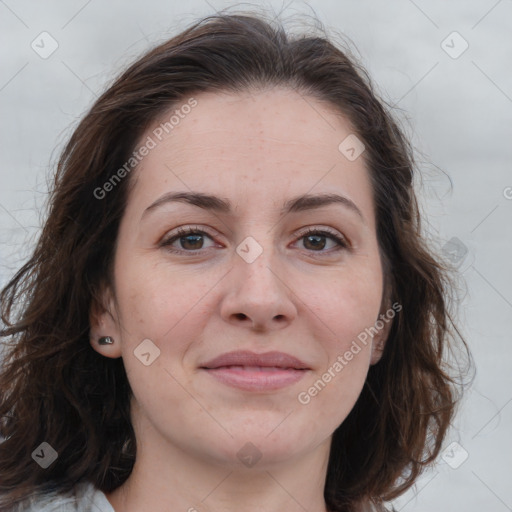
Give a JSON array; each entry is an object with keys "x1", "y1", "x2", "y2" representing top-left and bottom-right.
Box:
[{"x1": 0, "y1": 10, "x2": 471, "y2": 512}]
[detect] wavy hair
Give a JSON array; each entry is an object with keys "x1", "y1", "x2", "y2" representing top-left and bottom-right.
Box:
[{"x1": 0, "y1": 10, "x2": 470, "y2": 512}]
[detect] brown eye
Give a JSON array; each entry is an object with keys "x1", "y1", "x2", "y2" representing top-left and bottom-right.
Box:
[
  {"x1": 303, "y1": 233, "x2": 328, "y2": 251},
  {"x1": 161, "y1": 227, "x2": 216, "y2": 253},
  {"x1": 177, "y1": 233, "x2": 205, "y2": 250},
  {"x1": 296, "y1": 228, "x2": 348, "y2": 253}
]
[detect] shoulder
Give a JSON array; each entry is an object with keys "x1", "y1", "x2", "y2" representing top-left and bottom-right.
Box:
[{"x1": 12, "y1": 481, "x2": 114, "y2": 512}]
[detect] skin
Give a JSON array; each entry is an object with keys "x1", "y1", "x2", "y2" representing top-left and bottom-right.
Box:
[{"x1": 90, "y1": 87, "x2": 392, "y2": 512}]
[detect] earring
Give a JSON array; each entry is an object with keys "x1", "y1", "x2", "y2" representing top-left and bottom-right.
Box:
[{"x1": 98, "y1": 336, "x2": 114, "y2": 345}]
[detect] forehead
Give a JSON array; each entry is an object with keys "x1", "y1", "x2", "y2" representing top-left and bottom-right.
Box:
[
  {"x1": 126, "y1": 87, "x2": 375, "y2": 226},
  {"x1": 150, "y1": 87, "x2": 355, "y2": 161}
]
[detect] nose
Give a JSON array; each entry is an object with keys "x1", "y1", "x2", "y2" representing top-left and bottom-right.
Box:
[{"x1": 219, "y1": 244, "x2": 298, "y2": 332}]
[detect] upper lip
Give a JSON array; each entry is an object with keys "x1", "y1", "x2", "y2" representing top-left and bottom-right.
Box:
[{"x1": 200, "y1": 350, "x2": 310, "y2": 370}]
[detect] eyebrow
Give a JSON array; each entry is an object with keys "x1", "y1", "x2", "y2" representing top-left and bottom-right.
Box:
[{"x1": 142, "y1": 191, "x2": 365, "y2": 222}]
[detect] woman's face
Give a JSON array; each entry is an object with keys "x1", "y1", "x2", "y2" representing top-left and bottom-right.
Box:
[{"x1": 92, "y1": 87, "x2": 390, "y2": 469}]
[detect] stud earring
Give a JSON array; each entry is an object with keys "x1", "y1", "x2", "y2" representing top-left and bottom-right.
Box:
[{"x1": 98, "y1": 336, "x2": 114, "y2": 345}]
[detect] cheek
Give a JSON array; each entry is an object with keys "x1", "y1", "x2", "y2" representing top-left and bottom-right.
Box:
[
  {"x1": 295, "y1": 291, "x2": 375, "y2": 436},
  {"x1": 304, "y1": 265, "x2": 383, "y2": 343},
  {"x1": 115, "y1": 257, "x2": 213, "y2": 339},
  {"x1": 298, "y1": 264, "x2": 381, "y2": 401}
]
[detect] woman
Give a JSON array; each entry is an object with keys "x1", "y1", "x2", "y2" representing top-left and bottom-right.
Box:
[{"x1": 0, "y1": 11, "x2": 469, "y2": 512}]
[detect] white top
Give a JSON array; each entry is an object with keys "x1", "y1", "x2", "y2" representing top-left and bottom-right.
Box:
[{"x1": 15, "y1": 481, "x2": 114, "y2": 512}]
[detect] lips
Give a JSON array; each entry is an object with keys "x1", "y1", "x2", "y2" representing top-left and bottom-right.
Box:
[
  {"x1": 200, "y1": 350, "x2": 310, "y2": 392},
  {"x1": 200, "y1": 350, "x2": 310, "y2": 370}
]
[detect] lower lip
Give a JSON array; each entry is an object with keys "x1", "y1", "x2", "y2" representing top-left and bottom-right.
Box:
[{"x1": 202, "y1": 366, "x2": 308, "y2": 391}]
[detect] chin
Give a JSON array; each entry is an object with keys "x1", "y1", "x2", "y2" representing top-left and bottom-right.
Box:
[{"x1": 205, "y1": 426, "x2": 314, "y2": 468}]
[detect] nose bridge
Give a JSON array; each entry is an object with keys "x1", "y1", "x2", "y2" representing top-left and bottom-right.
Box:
[{"x1": 234, "y1": 233, "x2": 280, "y2": 291}]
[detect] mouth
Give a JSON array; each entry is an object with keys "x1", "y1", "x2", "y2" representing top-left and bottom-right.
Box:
[
  {"x1": 201, "y1": 366, "x2": 308, "y2": 391},
  {"x1": 210, "y1": 365, "x2": 303, "y2": 371},
  {"x1": 199, "y1": 351, "x2": 310, "y2": 392}
]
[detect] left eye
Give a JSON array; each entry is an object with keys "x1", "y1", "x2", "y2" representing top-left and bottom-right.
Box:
[
  {"x1": 160, "y1": 227, "x2": 348, "y2": 254},
  {"x1": 296, "y1": 229, "x2": 348, "y2": 252}
]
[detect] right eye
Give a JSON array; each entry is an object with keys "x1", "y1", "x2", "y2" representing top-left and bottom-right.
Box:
[{"x1": 160, "y1": 226, "x2": 219, "y2": 254}]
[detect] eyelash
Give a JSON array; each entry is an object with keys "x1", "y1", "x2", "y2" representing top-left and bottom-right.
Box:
[{"x1": 160, "y1": 225, "x2": 349, "y2": 256}]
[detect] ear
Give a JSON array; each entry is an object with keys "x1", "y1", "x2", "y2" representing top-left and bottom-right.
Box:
[
  {"x1": 369, "y1": 302, "x2": 395, "y2": 366},
  {"x1": 89, "y1": 284, "x2": 123, "y2": 359},
  {"x1": 371, "y1": 260, "x2": 395, "y2": 365}
]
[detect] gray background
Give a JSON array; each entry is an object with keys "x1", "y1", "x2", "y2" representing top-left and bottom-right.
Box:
[{"x1": 1, "y1": 1, "x2": 511, "y2": 510}]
